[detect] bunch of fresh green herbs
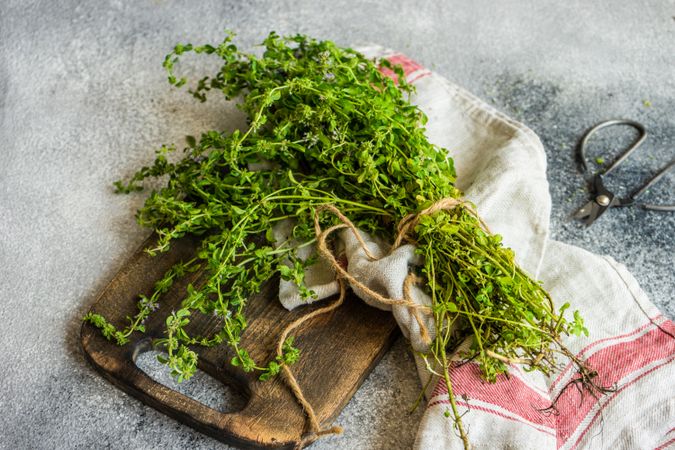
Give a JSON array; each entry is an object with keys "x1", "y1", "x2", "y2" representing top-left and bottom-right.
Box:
[{"x1": 84, "y1": 32, "x2": 590, "y2": 446}]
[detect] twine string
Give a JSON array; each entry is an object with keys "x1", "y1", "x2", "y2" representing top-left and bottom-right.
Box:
[{"x1": 279, "y1": 198, "x2": 475, "y2": 447}]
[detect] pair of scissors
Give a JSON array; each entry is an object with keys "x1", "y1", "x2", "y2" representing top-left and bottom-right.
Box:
[{"x1": 572, "y1": 119, "x2": 675, "y2": 226}]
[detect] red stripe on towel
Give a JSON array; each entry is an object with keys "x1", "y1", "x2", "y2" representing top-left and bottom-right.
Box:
[
  {"x1": 550, "y1": 315, "x2": 665, "y2": 394},
  {"x1": 654, "y1": 428, "x2": 675, "y2": 450},
  {"x1": 570, "y1": 357, "x2": 674, "y2": 449},
  {"x1": 431, "y1": 362, "x2": 555, "y2": 429},
  {"x1": 379, "y1": 53, "x2": 431, "y2": 84},
  {"x1": 556, "y1": 321, "x2": 675, "y2": 448},
  {"x1": 655, "y1": 437, "x2": 675, "y2": 450},
  {"x1": 428, "y1": 320, "x2": 674, "y2": 447}
]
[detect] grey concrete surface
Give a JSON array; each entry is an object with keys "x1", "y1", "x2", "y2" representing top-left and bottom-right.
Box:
[{"x1": 0, "y1": 1, "x2": 673, "y2": 449}]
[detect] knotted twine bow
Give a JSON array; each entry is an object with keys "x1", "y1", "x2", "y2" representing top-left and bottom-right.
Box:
[{"x1": 276, "y1": 198, "x2": 487, "y2": 448}]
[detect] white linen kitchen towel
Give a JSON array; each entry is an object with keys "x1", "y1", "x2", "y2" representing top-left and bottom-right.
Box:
[{"x1": 278, "y1": 47, "x2": 675, "y2": 449}]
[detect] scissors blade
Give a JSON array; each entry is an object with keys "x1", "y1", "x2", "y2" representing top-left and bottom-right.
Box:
[
  {"x1": 572, "y1": 192, "x2": 621, "y2": 226},
  {"x1": 571, "y1": 174, "x2": 621, "y2": 226},
  {"x1": 572, "y1": 200, "x2": 601, "y2": 226}
]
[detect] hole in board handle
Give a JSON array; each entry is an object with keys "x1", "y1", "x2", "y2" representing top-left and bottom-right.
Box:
[{"x1": 134, "y1": 343, "x2": 248, "y2": 414}]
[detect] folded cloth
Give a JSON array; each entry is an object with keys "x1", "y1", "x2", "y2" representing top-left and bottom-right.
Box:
[
  {"x1": 278, "y1": 47, "x2": 675, "y2": 449},
  {"x1": 274, "y1": 217, "x2": 435, "y2": 353}
]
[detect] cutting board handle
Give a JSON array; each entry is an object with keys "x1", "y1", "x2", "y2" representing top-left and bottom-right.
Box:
[
  {"x1": 82, "y1": 332, "x2": 308, "y2": 449},
  {"x1": 81, "y1": 233, "x2": 399, "y2": 449}
]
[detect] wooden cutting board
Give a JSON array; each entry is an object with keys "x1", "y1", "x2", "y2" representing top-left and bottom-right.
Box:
[{"x1": 81, "y1": 233, "x2": 399, "y2": 449}]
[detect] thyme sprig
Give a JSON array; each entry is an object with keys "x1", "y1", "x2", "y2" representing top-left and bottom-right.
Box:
[{"x1": 85, "y1": 32, "x2": 592, "y2": 447}]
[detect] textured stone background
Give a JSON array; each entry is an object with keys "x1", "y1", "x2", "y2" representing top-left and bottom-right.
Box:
[{"x1": 0, "y1": 1, "x2": 673, "y2": 449}]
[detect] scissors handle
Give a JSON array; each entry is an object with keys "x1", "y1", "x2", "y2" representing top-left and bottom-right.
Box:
[
  {"x1": 624, "y1": 159, "x2": 675, "y2": 211},
  {"x1": 577, "y1": 119, "x2": 647, "y2": 176}
]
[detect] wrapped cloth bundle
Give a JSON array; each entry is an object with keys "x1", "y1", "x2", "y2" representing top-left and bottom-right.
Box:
[{"x1": 277, "y1": 47, "x2": 675, "y2": 449}]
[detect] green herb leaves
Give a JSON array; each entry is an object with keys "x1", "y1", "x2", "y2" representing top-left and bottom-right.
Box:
[{"x1": 84, "y1": 32, "x2": 591, "y2": 447}]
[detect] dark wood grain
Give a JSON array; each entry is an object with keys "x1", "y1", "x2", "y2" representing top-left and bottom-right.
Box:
[{"x1": 80, "y1": 234, "x2": 400, "y2": 449}]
